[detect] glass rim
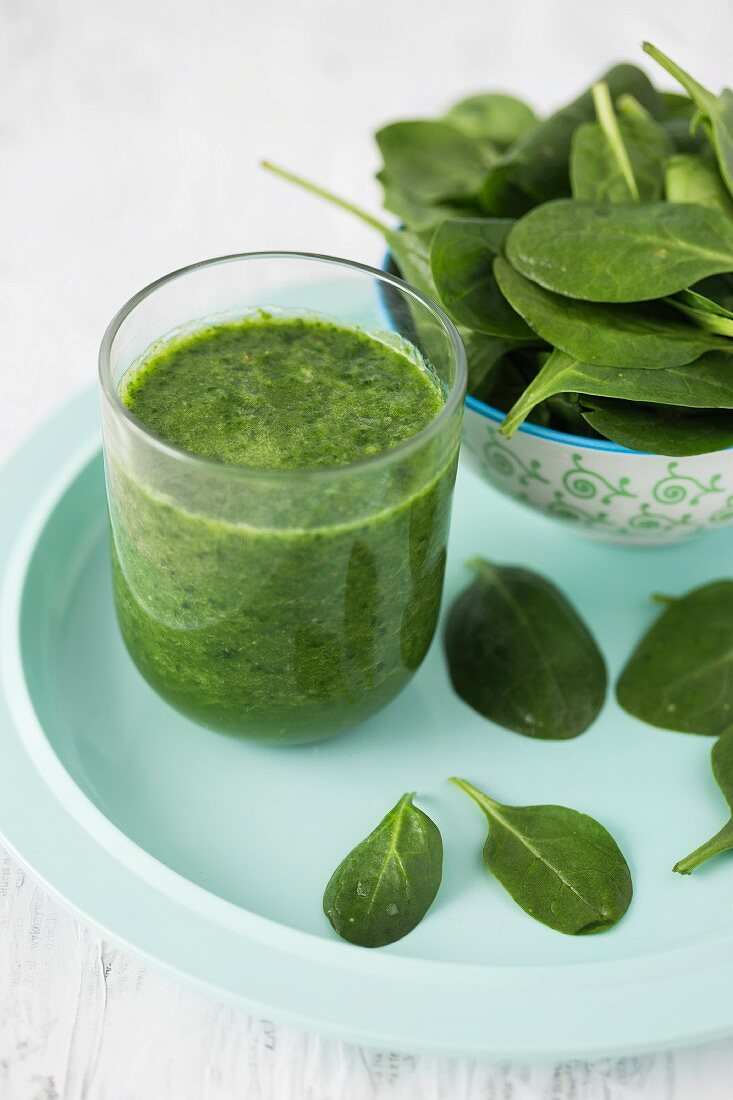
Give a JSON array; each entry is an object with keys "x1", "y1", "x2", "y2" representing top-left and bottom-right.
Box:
[{"x1": 98, "y1": 250, "x2": 467, "y2": 482}]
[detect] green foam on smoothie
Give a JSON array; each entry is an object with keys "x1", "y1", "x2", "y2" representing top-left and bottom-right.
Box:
[{"x1": 122, "y1": 315, "x2": 443, "y2": 469}]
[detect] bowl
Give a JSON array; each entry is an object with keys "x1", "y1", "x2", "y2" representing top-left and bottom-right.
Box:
[
  {"x1": 463, "y1": 397, "x2": 733, "y2": 546},
  {"x1": 380, "y1": 250, "x2": 733, "y2": 546}
]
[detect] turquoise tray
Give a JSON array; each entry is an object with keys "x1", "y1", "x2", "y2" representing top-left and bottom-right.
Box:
[{"x1": 3, "y1": 385, "x2": 733, "y2": 1061}]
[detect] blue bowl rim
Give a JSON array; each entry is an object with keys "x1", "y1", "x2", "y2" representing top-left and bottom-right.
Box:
[
  {"x1": 464, "y1": 393, "x2": 642, "y2": 455},
  {"x1": 380, "y1": 248, "x2": 650, "y2": 457}
]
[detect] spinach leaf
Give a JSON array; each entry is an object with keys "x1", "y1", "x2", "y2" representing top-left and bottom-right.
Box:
[
  {"x1": 494, "y1": 256, "x2": 728, "y2": 368},
  {"x1": 444, "y1": 559, "x2": 606, "y2": 739},
  {"x1": 694, "y1": 274, "x2": 733, "y2": 313},
  {"x1": 471, "y1": 348, "x2": 549, "y2": 416},
  {"x1": 451, "y1": 778, "x2": 633, "y2": 934},
  {"x1": 443, "y1": 93, "x2": 538, "y2": 149},
  {"x1": 384, "y1": 227, "x2": 436, "y2": 297},
  {"x1": 323, "y1": 792, "x2": 443, "y2": 947},
  {"x1": 674, "y1": 726, "x2": 733, "y2": 874},
  {"x1": 570, "y1": 83, "x2": 671, "y2": 204},
  {"x1": 663, "y1": 117, "x2": 709, "y2": 156},
  {"x1": 474, "y1": 350, "x2": 594, "y2": 433},
  {"x1": 505, "y1": 199, "x2": 733, "y2": 302},
  {"x1": 580, "y1": 397, "x2": 733, "y2": 455},
  {"x1": 645, "y1": 43, "x2": 733, "y2": 200},
  {"x1": 659, "y1": 92, "x2": 708, "y2": 154},
  {"x1": 505, "y1": 64, "x2": 661, "y2": 205},
  {"x1": 675, "y1": 288, "x2": 733, "y2": 320},
  {"x1": 615, "y1": 93, "x2": 653, "y2": 121},
  {"x1": 617, "y1": 581, "x2": 733, "y2": 735},
  {"x1": 462, "y1": 331, "x2": 520, "y2": 393},
  {"x1": 684, "y1": 309, "x2": 733, "y2": 335},
  {"x1": 665, "y1": 154, "x2": 733, "y2": 216},
  {"x1": 377, "y1": 227, "x2": 443, "y2": 360},
  {"x1": 544, "y1": 391, "x2": 599, "y2": 436},
  {"x1": 477, "y1": 159, "x2": 536, "y2": 218},
  {"x1": 430, "y1": 219, "x2": 534, "y2": 339},
  {"x1": 666, "y1": 287, "x2": 733, "y2": 337},
  {"x1": 376, "y1": 120, "x2": 493, "y2": 207},
  {"x1": 499, "y1": 349, "x2": 733, "y2": 437},
  {"x1": 661, "y1": 90, "x2": 696, "y2": 120},
  {"x1": 378, "y1": 171, "x2": 479, "y2": 231}
]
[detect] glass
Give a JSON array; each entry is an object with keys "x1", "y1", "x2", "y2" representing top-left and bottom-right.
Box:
[{"x1": 99, "y1": 252, "x2": 466, "y2": 744}]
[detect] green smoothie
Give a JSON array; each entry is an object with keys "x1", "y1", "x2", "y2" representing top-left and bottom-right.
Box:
[{"x1": 108, "y1": 314, "x2": 458, "y2": 742}]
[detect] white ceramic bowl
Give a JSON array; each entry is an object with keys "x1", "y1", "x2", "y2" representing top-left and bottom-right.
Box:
[{"x1": 463, "y1": 395, "x2": 733, "y2": 545}]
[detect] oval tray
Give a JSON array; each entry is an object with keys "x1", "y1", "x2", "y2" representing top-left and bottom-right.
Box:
[{"x1": 3, "y1": 384, "x2": 733, "y2": 1060}]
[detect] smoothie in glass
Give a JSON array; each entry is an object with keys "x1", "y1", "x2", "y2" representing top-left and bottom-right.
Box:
[{"x1": 100, "y1": 253, "x2": 465, "y2": 744}]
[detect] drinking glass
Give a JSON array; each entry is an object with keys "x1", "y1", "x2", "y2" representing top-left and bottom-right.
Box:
[{"x1": 99, "y1": 252, "x2": 466, "y2": 744}]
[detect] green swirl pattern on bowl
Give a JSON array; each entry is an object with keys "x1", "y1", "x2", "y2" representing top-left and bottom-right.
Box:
[{"x1": 463, "y1": 406, "x2": 733, "y2": 544}]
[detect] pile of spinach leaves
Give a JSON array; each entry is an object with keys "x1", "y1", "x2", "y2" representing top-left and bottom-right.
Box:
[
  {"x1": 265, "y1": 44, "x2": 733, "y2": 455},
  {"x1": 379, "y1": 44, "x2": 733, "y2": 454}
]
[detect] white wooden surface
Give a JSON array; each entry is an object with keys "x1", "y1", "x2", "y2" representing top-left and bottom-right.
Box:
[{"x1": 3, "y1": 1, "x2": 733, "y2": 1095}]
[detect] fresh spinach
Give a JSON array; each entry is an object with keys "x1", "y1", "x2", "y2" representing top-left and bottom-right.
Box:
[
  {"x1": 645, "y1": 42, "x2": 733, "y2": 200},
  {"x1": 451, "y1": 778, "x2": 633, "y2": 934},
  {"x1": 615, "y1": 93, "x2": 653, "y2": 122},
  {"x1": 663, "y1": 118, "x2": 708, "y2": 155},
  {"x1": 665, "y1": 154, "x2": 733, "y2": 215},
  {"x1": 675, "y1": 288, "x2": 733, "y2": 321},
  {"x1": 658, "y1": 92, "x2": 707, "y2": 153},
  {"x1": 443, "y1": 93, "x2": 538, "y2": 149},
  {"x1": 674, "y1": 726, "x2": 733, "y2": 875},
  {"x1": 471, "y1": 349, "x2": 549, "y2": 420},
  {"x1": 444, "y1": 559, "x2": 606, "y2": 739},
  {"x1": 505, "y1": 199, "x2": 733, "y2": 303},
  {"x1": 499, "y1": 349, "x2": 733, "y2": 437},
  {"x1": 660, "y1": 90, "x2": 697, "y2": 120},
  {"x1": 430, "y1": 219, "x2": 535, "y2": 338},
  {"x1": 376, "y1": 120, "x2": 493, "y2": 208},
  {"x1": 323, "y1": 792, "x2": 443, "y2": 947},
  {"x1": 580, "y1": 397, "x2": 733, "y2": 455},
  {"x1": 384, "y1": 227, "x2": 436, "y2": 298},
  {"x1": 377, "y1": 175, "x2": 474, "y2": 231},
  {"x1": 494, "y1": 256, "x2": 728, "y2": 367},
  {"x1": 570, "y1": 83, "x2": 671, "y2": 204},
  {"x1": 667, "y1": 289, "x2": 733, "y2": 337},
  {"x1": 695, "y1": 274, "x2": 733, "y2": 313},
  {"x1": 617, "y1": 582, "x2": 733, "y2": 735},
  {"x1": 497, "y1": 63, "x2": 661, "y2": 206},
  {"x1": 265, "y1": 45, "x2": 733, "y2": 454},
  {"x1": 543, "y1": 391, "x2": 597, "y2": 436},
  {"x1": 461, "y1": 331, "x2": 520, "y2": 392},
  {"x1": 477, "y1": 158, "x2": 536, "y2": 218},
  {"x1": 377, "y1": 97, "x2": 537, "y2": 225}
]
